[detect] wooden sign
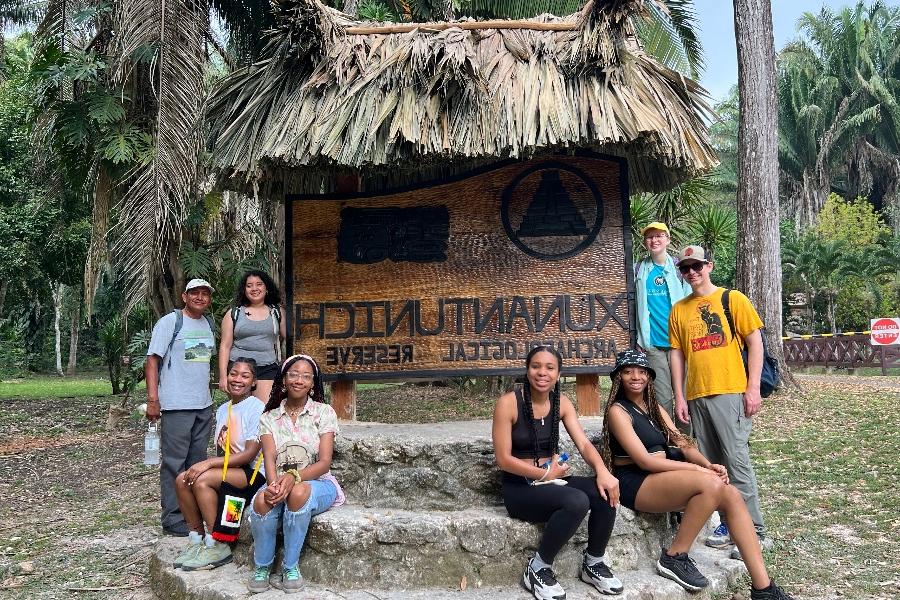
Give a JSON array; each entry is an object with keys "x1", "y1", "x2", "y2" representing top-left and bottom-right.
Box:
[{"x1": 286, "y1": 154, "x2": 635, "y2": 381}]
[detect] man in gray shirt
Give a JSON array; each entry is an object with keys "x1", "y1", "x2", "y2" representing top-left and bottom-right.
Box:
[{"x1": 145, "y1": 279, "x2": 216, "y2": 536}]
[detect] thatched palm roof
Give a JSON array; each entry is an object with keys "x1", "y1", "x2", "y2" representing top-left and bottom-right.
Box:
[{"x1": 207, "y1": 0, "x2": 717, "y2": 193}]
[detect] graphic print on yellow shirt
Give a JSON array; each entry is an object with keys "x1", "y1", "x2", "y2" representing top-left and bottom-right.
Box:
[
  {"x1": 668, "y1": 288, "x2": 763, "y2": 401},
  {"x1": 690, "y1": 300, "x2": 727, "y2": 352}
]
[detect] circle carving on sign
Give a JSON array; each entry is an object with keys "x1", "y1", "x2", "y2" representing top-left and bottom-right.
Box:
[{"x1": 501, "y1": 161, "x2": 604, "y2": 260}]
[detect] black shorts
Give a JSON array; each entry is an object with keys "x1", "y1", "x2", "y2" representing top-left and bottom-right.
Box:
[
  {"x1": 241, "y1": 463, "x2": 266, "y2": 496},
  {"x1": 615, "y1": 465, "x2": 648, "y2": 511},
  {"x1": 255, "y1": 362, "x2": 279, "y2": 380}
]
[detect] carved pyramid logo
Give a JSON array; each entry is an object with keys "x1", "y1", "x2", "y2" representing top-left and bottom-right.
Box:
[
  {"x1": 501, "y1": 161, "x2": 604, "y2": 260},
  {"x1": 516, "y1": 171, "x2": 590, "y2": 238}
]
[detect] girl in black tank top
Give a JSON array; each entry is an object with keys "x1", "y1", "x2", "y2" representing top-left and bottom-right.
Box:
[
  {"x1": 596, "y1": 350, "x2": 797, "y2": 600},
  {"x1": 492, "y1": 346, "x2": 623, "y2": 599}
]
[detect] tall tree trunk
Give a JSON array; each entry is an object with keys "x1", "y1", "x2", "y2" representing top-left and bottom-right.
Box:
[
  {"x1": 0, "y1": 279, "x2": 7, "y2": 317},
  {"x1": 67, "y1": 286, "x2": 82, "y2": 375},
  {"x1": 732, "y1": 0, "x2": 789, "y2": 380},
  {"x1": 52, "y1": 282, "x2": 64, "y2": 376}
]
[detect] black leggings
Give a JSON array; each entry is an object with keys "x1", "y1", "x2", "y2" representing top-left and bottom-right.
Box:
[{"x1": 502, "y1": 474, "x2": 616, "y2": 563}]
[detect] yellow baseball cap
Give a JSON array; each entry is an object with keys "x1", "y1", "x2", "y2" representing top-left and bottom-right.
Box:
[{"x1": 640, "y1": 222, "x2": 670, "y2": 236}]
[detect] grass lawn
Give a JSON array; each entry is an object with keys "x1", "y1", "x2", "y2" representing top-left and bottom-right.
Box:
[
  {"x1": 0, "y1": 375, "x2": 113, "y2": 398},
  {"x1": 750, "y1": 375, "x2": 900, "y2": 599}
]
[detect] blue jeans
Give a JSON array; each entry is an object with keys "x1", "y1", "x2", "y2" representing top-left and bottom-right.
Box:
[{"x1": 249, "y1": 479, "x2": 338, "y2": 570}]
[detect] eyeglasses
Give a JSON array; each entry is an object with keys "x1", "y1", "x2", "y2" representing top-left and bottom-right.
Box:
[
  {"x1": 644, "y1": 234, "x2": 667, "y2": 241},
  {"x1": 678, "y1": 262, "x2": 707, "y2": 274},
  {"x1": 285, "y1": 372, "x2": 314, "y2": 382}
]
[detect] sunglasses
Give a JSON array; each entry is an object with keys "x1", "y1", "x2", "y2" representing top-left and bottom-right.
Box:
[{"x1": 678, "y1": 262, "x2": 707, "y2": 274}]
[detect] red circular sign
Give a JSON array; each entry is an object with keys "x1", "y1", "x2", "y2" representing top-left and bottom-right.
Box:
[{"x1": 871, "y1": 318, "x2": 900, "y2": 345}]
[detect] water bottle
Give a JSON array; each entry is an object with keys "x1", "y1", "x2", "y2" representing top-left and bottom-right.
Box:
[{"x1": 144, "y1": 423, "x2": 160, "y2": 466}]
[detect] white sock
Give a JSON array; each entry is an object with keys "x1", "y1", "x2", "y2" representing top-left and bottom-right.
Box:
[
  {"x1": 530, "y1": 552, "x2": 552, "y2": 572},
  {"x1": 204, "y1": 533, "x2": 215, "y2": 548},
  {"x1": 584, "y1": 552, "x2": 605, "y2": 567},
  {"x1": 188, "y1": 530, "x2": 203, "y2": 545}
]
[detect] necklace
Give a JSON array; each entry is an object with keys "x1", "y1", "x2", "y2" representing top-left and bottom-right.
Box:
[{"x1": 285, "y1": 403, "x2": 305, "y2": 419}]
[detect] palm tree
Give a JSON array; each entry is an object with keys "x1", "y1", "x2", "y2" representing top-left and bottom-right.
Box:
[
  {"x1": 778, "y1": 2, "x2": 900, "y2": 230},
  {"x1": 733, "y1": 0, "x2": 784, "y2": 370},
  {"x1": 29, "y1": 0, "x2": 276, "y2": 317}
]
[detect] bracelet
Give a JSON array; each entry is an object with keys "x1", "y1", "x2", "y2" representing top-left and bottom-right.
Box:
[
  {"x1": 284, "y1": 468, "x2": 301, "y2": 483},
  {"x1": 538, "y1": 464, "x2": 551, "y2": 481}
]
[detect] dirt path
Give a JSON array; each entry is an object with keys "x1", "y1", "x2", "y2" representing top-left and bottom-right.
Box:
[{"x1": 1, "y1": 374, "x2": 898, "y2": 599}]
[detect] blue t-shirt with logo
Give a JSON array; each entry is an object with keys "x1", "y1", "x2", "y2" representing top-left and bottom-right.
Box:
[{"x1": 646, "y1": 264, "x2": 672, "y2": 348}]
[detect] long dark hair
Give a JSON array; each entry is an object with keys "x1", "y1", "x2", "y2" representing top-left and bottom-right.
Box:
[
  {"x1": 233, "y1": 270, "x2": 281, "y2": 307},
  {"x1": 522, "y1": 345, "x2": 563, "y2": 466},
  {"x1": 264, "y1": 354, "x2": 326, "y2": 412},
  {"x1": 598, "y1": 370, "x2": 694, "y2": 468}
]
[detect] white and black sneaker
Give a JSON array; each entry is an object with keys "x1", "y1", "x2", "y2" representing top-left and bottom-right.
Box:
[
  {"x1": 580, "y1": 554, "x2": 624, "y2": 595},
  {"x1": 522, "y1": 562, "x2": 566, "y2": 600},
  {"x1": 656, "y1": 549, "x2": 710, "y2": 592}
]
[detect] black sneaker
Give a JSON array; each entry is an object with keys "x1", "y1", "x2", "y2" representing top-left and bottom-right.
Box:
[
  {"x1": 522, "y1": 562, "x2": 566, "y2": 600},
  {"x1": 656, "y1": 549, "x2": 710, "y2": 592},
  {"x1": 750, "y1": 581, "x2": 796, "y2": 600},
  {"x1": 580, "y1": 553, "x2": 623, "y2": 595}
]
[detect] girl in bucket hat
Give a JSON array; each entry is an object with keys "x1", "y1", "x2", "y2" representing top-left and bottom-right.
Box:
[{"x1": 597, "y1": 350, "x2": 795, "y2": 600}]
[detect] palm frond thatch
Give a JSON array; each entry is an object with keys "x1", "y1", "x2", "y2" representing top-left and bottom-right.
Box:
[
  {"x1": 207, "y1": 0, "x2": 717, "y2": 194},
  {"x1": 112, "y1": 0, "x2": 207, "y2": 312}
]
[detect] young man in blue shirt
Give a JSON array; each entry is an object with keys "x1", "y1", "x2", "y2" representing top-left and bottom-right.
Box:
[{"x1": 633, "y1": 222, "x2": 691, "y2": 435}]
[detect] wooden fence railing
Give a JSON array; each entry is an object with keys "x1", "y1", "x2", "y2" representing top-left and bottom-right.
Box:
[{"x1": 783, "y1": 334, "x2": 900, "y2": 374}]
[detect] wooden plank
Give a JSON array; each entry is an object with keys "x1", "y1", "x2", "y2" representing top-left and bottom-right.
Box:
[
  {"x1": 288, "y1": 156, "x2": 631, "y2": 381},
  {"x1": 330, "y1": 380, "x2": 357, "y2": 421},
  {"x1": 345, "y1": 20, "x2": 579, "y2": 35},
  {"x1": 575, "y1": 373, "x2": 600, "y2": 417}
]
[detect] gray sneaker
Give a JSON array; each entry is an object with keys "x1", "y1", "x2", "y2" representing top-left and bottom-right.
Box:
[
  {"x1": 181, "y1": 542, "x2": 232, "y2": 571},
  {"x1": 282, "y1": 565, "x2": 303, "y2": 593},
  {"x1": 705, "y1": 522, "x2": 732, "y2": 548},
  {"x1": 656, "y1": 549, "x2": 710, "y2": 592},
  {"x1": 731, "y1": 527, "x2": 774, "y2": 560},
  {"x1": 248, "y1": 566, "x2": 270, "y2": 594},
  {"x1": 172, "y1": 538, "x2": 202, "y2": 569}
]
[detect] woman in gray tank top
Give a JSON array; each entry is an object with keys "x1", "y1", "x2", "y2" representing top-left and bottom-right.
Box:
[{"x1": 218, "y1": 271, "x2": 286, "y2": 402}]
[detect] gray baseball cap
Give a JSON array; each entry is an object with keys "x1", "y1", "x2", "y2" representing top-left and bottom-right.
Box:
[{"x1": 675, "y1": 245, "x2": 711, "y2": 265}]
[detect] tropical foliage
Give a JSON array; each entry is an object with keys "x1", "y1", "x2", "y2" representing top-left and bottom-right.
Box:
[{"x1": 777, "y1": 1, "x2": 900, "y2": 230}]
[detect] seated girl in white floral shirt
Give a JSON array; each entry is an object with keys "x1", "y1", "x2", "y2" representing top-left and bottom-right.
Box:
[{"x1": 247, "y1": 354, "x2": 344, "y2": 594}]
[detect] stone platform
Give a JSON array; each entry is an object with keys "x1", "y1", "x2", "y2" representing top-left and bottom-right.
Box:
[{"x1": 150, "y1": 419, "x2": 747, "y2": 598}]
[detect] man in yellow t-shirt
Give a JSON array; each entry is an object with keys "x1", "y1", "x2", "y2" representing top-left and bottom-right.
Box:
[{"x1": 668, "y1": 245, "x2": 770, "y2": 556}]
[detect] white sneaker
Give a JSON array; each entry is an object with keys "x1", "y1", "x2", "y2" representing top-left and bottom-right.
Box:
[
  {"x1": 580, "y1": 557, "x2": 624, "y2": 595},
  {"x1": 522, "y1": 562, "x2": 566, "y2": 600}
]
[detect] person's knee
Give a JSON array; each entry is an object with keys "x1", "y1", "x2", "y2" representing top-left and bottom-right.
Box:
[
  {"x1": 562, "y1": 491, "x2": 590, "y2": 518},
  {"x1": 701, "y1": 473, "x2": 725, "y2": 496},
  {"x1": 287, "y1": 482, "x2": 312, "y2": 511},
  {"x1": 722, "y1": 483, "x2": 743, "y2": 506}
]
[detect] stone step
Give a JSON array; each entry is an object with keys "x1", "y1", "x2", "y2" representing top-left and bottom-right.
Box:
[
  {"x1": 164, "y1": 503, "x2": 712, "y2": 589},
  {"x1": 151, "y1": 539, "x2": 746, "y2": 599},
  {"x1": 333, "y1": 418, "x2": 605, "y2": 510}
]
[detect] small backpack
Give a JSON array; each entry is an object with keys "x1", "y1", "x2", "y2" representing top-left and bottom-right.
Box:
[{"x1": 721, "y1": 289, "x2": 780, "y2": 397}]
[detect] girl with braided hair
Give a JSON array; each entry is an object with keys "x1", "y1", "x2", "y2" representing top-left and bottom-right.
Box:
[
  {"x1": 246, "y1": 354, "x2": 345, "y2": 594},
  {"x1": 599, "y1": 350, "x2": 795, "y2": 600},
  {"x1": 493, "y1": 346, "x2": 622, "y2": 600}
]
